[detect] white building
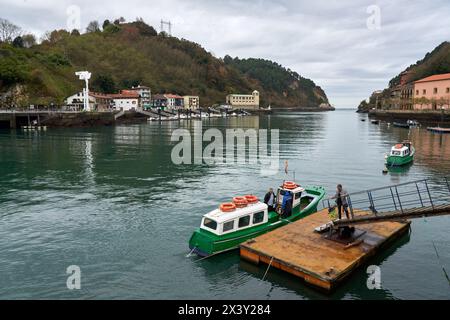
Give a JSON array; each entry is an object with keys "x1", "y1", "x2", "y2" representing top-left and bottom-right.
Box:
[
  {"x1": 226, "y1": 90, "x2": 260, "y2": 110},
  {"x1": 66, "y1": 92, "x2": 112, "y2": 111},
  {"x1": 183, "y1": 96, "x2": 200, "y2": 110},
  {"x1": 128, "y1": 85, "x2": 151, "y2": 109},
  {"x1": 111, "y1": 91, "x2": 140, "y2": 111}
]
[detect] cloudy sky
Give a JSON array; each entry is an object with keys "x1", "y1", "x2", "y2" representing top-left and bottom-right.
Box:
[{"x1": 1, "y1": 0, "x2": 450, "y2": 108}]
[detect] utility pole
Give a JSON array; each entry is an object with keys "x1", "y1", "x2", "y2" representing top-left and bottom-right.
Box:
[{"x1": 160, "y1": 20, "x2": 172, "y2": 36}]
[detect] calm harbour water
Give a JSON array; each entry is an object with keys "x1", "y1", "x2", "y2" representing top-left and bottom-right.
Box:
[{"x1": 0, "y1": 109, "x2": 449, "y2": 300}]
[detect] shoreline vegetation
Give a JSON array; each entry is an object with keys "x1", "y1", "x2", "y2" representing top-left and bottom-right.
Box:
[{"x1": 0, "y1": 17, "x2": 330, "y2": 111}]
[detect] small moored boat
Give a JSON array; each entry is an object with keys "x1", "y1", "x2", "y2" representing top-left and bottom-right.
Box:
[
  {"x1": 385, "y1": 140, "x2": 415, "y2": 167},
  {"x1": 189, "y1": 182, "x2": 326, "y2": 257},
  {"x1": 393, "y1": 122, "x2": 410, "y2": 128}
]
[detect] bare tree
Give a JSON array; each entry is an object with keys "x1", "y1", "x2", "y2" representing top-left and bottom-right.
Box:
[
  {"x1": 86, "y1": 20, "x2": 101, "y2": 33},
  {"x1": 0, "y1": 18, "x2": 22, "y2": 43}
]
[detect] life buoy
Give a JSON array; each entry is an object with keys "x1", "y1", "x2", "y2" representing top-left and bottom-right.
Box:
[
  {"x1": 233, "y1": 197, "x2": 248, "y2": 208},
  {"x1": 233, "y1": 196, "x2": 248, "y2": 208},
  {"x1": 395, "y1": 144, "x2": 403, "y2": 149},
  {"x1": 283, "y1": 181, "x2": 298, "y2": 190},
  {"x1": 220, "y1": 203, "x2": 236, "y2": 212},
  {"x1": 244, "y1": 195, "x2": 259, "y2": 204}
]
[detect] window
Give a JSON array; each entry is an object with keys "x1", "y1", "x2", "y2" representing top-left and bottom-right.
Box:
[
  {"x1": 416, "y1": 90, "x2": 419, "y2": 96},
  {"x1": 223, "y1": 221, "x2": 235, "y2": 233},
  {"x1": 434, "y1": 88, "x2": 438, "y2": 94},
  {"x1": 253, "y1": 212, "x2": 265, "y2": 225},
  {"x1": 447, "y1": 88, "x2": 450, "y2": 94},
  {"x1": 203, "y1": 218, "x2": 217, "y2": 230},
  {"x1": 295, "y1": 193, "x2": 302, "y2": 200},
  {"x1": 423, "y1": 89, "x2": 427, "y2": 95},
  {"x1": 238, "y1": 216, "x2": 250, "y2": 228}
]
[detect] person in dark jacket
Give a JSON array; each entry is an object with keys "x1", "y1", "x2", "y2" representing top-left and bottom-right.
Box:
[
  {"x1": 281, "y1": 192, "x2": 293, "y2": 218},
  {"x1": 264, "y1": 188, "x2": 276, "y2": 211},
  {"x1": 335, "y1": 184, "x2": 350, "y2": 220}
]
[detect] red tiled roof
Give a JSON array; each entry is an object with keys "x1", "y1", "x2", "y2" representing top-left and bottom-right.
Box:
[
  {"x1": 89, "y1": 92, "x2": 112, "y2": 99},
  {"x1": 415, "y1": 73, "x2": 450, "y2": 83},
  {"x1": 110, "y1": 91, "x2": 140, "y2": 99},
  {"x1": 164, "y1": 94, "x2": 183, "y2": 99}
]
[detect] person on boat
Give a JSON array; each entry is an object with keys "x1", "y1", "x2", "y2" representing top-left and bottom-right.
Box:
[
  {"x1": 281, "y1": 192, "x2": 293, "y2": 218},
  {"x1": 335, "y1": 184, "x2": 350, "y2": 220},
  {"x1": 264, "y1": 188, "x2": 277, "y2": 211}
]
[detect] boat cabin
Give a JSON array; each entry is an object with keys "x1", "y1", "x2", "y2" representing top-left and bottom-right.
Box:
[
  {"x1": 200, "y1": 202, "x2": 268, "y2": 236},
  {"x1": 275, "y1": 182, "x2": 306, "y2": 216},
  {"x1": 390, "y1": 141, "x2": 412, "y2": 157}
]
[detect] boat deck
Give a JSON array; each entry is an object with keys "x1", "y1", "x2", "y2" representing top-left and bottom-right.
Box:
[{"x1": 240, "y1": 208, "x2": 411, "y2": 292}]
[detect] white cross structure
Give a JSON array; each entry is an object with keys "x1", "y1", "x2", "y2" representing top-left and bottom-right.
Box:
[{"x1": 75, "y1": 71, "x2": 92, "y2": 112}]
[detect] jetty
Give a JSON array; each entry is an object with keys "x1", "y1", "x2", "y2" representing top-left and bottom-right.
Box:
[{"x1": 240, "y1": 178, "x2": 450, "y2": 292}]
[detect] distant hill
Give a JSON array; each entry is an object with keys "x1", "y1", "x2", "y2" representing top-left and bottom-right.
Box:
[
  {"x1": 358, "y1": 41, "x2": 450, "y2": 112},
  {"x1": 0, "y1": 20, "x2": 329, "y2": 109}
]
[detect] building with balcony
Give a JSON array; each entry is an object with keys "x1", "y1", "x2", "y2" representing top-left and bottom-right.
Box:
[
  {"x1": 183, "y1": 96, "x2": 200, "y2": 110},
  {"x1": 128, "y1": 85, "x2": 151, "y2": 109}
]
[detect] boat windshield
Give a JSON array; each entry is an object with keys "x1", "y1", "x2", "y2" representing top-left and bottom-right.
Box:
[
  {"x1": 203, "y1": 218, "x2": 217, "y2": 230},
  {"x1": 391, "y1": 151, "x2": 402, "y2": 156}
]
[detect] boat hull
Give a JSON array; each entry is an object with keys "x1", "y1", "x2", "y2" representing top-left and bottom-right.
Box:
[
  {"x1": 189, "y1": 186, "x2": 326, "y2": 257},
  {"x1": 386, "y1": 149, "x2": 415, "y2": 167}
]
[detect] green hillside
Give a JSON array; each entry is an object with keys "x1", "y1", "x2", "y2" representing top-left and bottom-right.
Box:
[
  {"x1": 0, "y1": 20, "x2": 329, "y2": 109},
  {"x1": 358, "y1": 41, "x2": 450, "y2": 112}
]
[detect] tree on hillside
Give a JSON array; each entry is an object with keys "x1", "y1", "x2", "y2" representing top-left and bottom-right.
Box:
[
  {"x1": 12, "y1": 36, "x2": 23, "y2": 48},
  {"x1": 22, "y1": 34, "x2": 36, "y2": 48},
  {"x1": 103, "y1": 24, "x2": 121, "y2": 34},
  {"x1": 131, "y1": 21, "x2": 157, "y2": 37},
  {"x1": 102, "y1": 20, "x2": 111, "y2": 30},
  {"x1": 71, "y1": 29, "x2": 80, "y2": 36},
  {"x1": 46, "y1": 30, "x2": 69, "y2": 43},
  {"x1": 86, "y1": 20, "x2": 101, "y2": 33},
  {"x1": 0, "y1": 18, "x2": 21, "y2": 43},
  {"x1": 92, "y1": 74, "x2": 116, "y2": 93},
  {"x1": 114, "y1": 17, "x2": 126, "y2": 25}
]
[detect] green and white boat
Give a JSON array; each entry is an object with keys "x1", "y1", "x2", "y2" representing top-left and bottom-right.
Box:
[
  {"x1": 189, "y1": 182, "x2": 326, "y2": 257},
  {"x1": 385, "y1": 141, "x2": 415, "y2": 167}
]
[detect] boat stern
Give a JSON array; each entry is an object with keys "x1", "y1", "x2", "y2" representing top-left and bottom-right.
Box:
[{"x1": 188, "y1": 229, "x2": 215, "y2": 257}]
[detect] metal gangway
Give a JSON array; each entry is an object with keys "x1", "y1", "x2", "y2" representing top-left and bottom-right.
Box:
[{"x1": 322, "y1": 178, "x2": 450, "y2": 228}]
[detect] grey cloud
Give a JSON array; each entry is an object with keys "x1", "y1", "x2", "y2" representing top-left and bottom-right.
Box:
[{"x1": 0, "y1": 0, "x2": 449, "y2": 108}]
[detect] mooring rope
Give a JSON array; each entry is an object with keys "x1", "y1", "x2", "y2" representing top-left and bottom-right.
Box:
[
  {"x1": 431, "y1": 240, "x2": 450, "y2": 286},
  {"x1": 185, "y1": 247, "x2": 196, "y2": 258},
  {"x1": 262, "y1": 257, "x2": 274, "y2": 281}
]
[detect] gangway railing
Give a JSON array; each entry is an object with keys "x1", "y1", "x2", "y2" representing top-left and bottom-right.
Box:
[{"x1": 322, "y1": 178, "x2": 450, "y2": 227}]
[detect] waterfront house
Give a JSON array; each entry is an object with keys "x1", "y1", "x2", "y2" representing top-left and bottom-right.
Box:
[
  {"x1": 413, "y1": 73, "x2": 450, "y2": 110},
  {"x1": 165, "y1": 94, "x2": 184, "y2": 109},
  {"x1": 128, "y1": 85, "x2": 151, "y2": 110},
  {"x1": 151, "y1": 94, "x2": 168, "y2": 109},
  {"x1": 66, "y1": 92, "x2": 112, "y2": 111},
  {"x1": 183, "y1": 96, "x2": 200, "y2": 110},
  {"x1": 226, "y1": 90, "x2": 260, "y2": 110},
  {"x1": 110, "y1": 90, "x2": 140, "y2": 111},
  {"x1": 152, "y1": 94, "x2": 184, "y2": 110}
]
